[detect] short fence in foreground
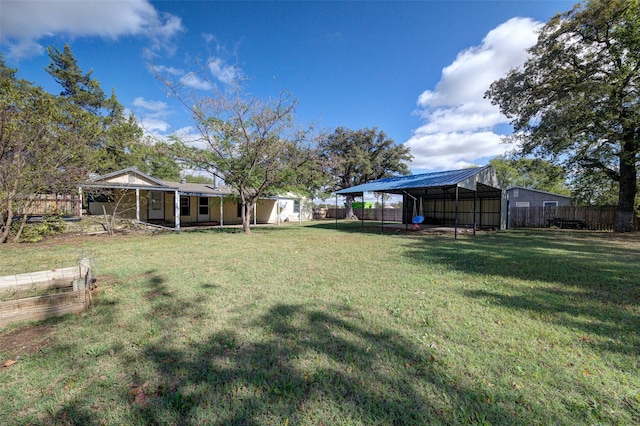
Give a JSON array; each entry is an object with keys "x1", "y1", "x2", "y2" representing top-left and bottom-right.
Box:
[{"x1": 0, "y1": 258, "x2": 94, "y2": 328}]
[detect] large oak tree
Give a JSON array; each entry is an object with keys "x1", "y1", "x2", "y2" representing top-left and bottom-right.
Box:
[
  {"x1": 485, "y1": 0, "x2": 640, "y2": 232},
  {"x1": 320, "y1": 127, "x2": 412, "y2": 219}
]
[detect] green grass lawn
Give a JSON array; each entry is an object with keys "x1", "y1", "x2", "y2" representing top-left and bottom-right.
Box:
[{"x1": 1, "y1": 223, "x2": 639, "y2": 425}]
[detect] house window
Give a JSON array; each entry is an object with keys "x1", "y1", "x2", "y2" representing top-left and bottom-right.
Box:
[
  {"x1": 513, "y1": 189, "x2": 519, "y2": 198},
  {"x1": 515, "y1": 202, "x2": 530, "y2": 208},
  {"x1": 543, "y1": 201, "x2": 558, "y2": 209},
  {"x1": 293, "y1": 200, "x2": 300, "y2": 213},
  {"x1": 180, "y1": 196, "x2": 190, "y2": 216}
]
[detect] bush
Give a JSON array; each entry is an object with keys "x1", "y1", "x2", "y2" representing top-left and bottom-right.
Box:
[{"x1": 13, "y1": 215, "x2": 67, "y2": 243}]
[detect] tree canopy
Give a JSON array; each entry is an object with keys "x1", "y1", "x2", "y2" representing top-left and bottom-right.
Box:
[
  {"x1": 46, "y1": 44, "x2": 162, "y2": 175},
  {"x1": 161, "y1": 72, "x2": 321, "y2": 234},
  {"x1": 485, "y1": 0, "x2": 640, "y2": 232},
  {"x1": 0, "y1": 57, "x2": 94, "y2": 242},
  {"x1": 489, "y1": 156, "x2": 569, "y2": 195},
  {"x1": 319, "y1": 127, "x2": 412, "y2": 218}
]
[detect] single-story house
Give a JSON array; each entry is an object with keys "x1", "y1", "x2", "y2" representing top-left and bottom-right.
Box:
[
  {"x1": 336, "y1": 166, "x2": 506, "y2": 236},
  {"x1": 78, "y1": 167, "x2": 311, "y2": 230},
  {"x1": 506, "y1": 186, "x2": 572, "y2": 228}
]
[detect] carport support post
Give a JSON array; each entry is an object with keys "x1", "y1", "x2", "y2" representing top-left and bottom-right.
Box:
[
  {"x1": 335, "y1": 194, "x2": 338, "y2": 229},
  {"x1": 361, "y1": 194, "x2": 364, "y2": 227},
  {"x1": 381, "y1": 194, "x2": 384, "y2": 234},
  {"x1": 254, "y1": 203, "x2": 257, "y2": 226},
  {"x1": 473, "y1": 191, "x2": 477, "y2": 236},
  {"x1": 454, "y1": 186, "x2": 459, "y2": 240}
]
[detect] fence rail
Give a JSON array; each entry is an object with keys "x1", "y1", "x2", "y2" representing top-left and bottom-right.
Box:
[
  {"x1": 509, "y1": 206, "x2": 640, "y2": 231},
  {"x1": 325, "y1": 208, "x2": 404, "y2": 222}
]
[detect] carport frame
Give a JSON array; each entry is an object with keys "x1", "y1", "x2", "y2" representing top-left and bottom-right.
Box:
[{"x1": 335, "y1": 166, "x2": 506, "y2": 239}]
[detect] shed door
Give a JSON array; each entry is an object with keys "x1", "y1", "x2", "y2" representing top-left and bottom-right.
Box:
[{"x1": 148, "y1": 191, "x2": 164, "y2": 220}]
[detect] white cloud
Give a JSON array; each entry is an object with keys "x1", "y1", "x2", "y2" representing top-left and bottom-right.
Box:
[
  {"x1": 0, "y1": 0, "x2": 183, "y2": 59},
  {"x1": 405, "y1": 17, "x2": 541, "y2": 171},
  {"x1": 179, "y1": 73, "x2": 214, "y2": 91},
  {"x1": 132, "y1": 96, "x2": 172, "y2": 133},
  {"x1": 207, "y1": 57, "x2": 240, "y2": 85}
]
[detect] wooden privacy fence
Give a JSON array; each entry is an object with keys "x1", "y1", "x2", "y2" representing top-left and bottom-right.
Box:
[
  {"x1": 0, "y1": 258, "x2": 94, "y2": 328},
  {"x1": 509, "y1": 206, "x2": 640, "y2": 231},
  {"x1": 325, "y1": 208, "x2": 404, "y2": 222}
]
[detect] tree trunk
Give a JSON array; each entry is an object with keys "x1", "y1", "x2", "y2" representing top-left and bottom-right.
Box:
[
  {"x1": 0, "y1": 194, "x2": 16, "y2": 244},
  {"x1": 344, "y1": 195, "x2": 358, "y2": 220},
  {"x1": 614, "y1": 147, "x2": 637, "y2": 232},
  {"x1": 241, "y1": 201, "x2": 252, "y2": 234},
  {"x1": 13, "y1": 213, "x2": 29, "y2": 243}
]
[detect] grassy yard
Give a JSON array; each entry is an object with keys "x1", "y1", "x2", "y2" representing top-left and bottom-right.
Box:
[{"x1": 0, "y1": 223, "x2": 638, "y2": 425}]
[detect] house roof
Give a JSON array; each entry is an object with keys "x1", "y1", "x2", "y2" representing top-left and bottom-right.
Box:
[
  {"x1": 336, "y1": 166, "x2": 502, "y2": 196},
  {"x1": 164, "y1": 181, "x2": 234, "y2": 197},
  {"x1": 94, "y1": 166, "x2": 168, "y2": 187}
]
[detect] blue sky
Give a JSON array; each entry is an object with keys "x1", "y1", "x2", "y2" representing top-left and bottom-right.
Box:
[{"x1": 1, "y1": 0, "x2": 577, "y2": 173}]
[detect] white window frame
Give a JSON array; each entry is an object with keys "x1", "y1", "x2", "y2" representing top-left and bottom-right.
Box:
[{"x1": 515, "y1": 202, "x2": 530, "y2": 208}]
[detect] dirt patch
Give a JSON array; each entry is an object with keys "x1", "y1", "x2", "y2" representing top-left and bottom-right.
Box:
[{"x1": 0, "y1": 323, "x2": 56, "y2": 361}]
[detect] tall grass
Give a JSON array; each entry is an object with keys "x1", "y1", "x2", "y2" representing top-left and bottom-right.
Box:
[{"x1": 1, "y1": 224, "x2": 638, "y2": 425}]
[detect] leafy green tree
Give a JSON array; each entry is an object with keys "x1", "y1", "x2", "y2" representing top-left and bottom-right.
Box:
[
  {"x1": 136, "y1": 139, "x2": 182, "y2": 181},
  {"x1": 46, "y1": 44, "x2": 144, "y2": 174},
  {"x1": 320, "y1": 127, "x2": 412, "y2": 219},
  {"x1": 0, "y1": 57, "x2": 94, "y2": 243},
  {"x1": 489, "y1": 156, "x2": 569, "y2": 195},
  {"x1": 161, "y1": 77, "x2": 321, "y2": 234},
  {"x1": 485, "y1": 0, "x2": 640, "y2": 232}
]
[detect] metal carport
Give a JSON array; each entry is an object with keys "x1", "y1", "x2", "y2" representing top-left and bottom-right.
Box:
[{"x1": 335, "y1": 166, "x2": 506, "y2": 238}]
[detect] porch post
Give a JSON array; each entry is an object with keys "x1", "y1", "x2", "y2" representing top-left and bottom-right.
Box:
[
  {"x1": 219, "y1": 196, "x2": 224, "y2": 229},
  {"x1": 174, "y1": 190, "x2": 180, "y2": 230},
  {"x1": 136, "y1": 188, "x2": 140, "y2": 223},
  {"x1": 254, "y1": 202, "x2": 257, "y2": 226},
  {"x1": 299, "y1": 199, "x2": 302, "y2": 225},
  {"x1": 277, "y1": 198, "x2": 281, "y2": 226},
  {"x1": 78, "y1": 186, "x2": 83, "y2": 218}
]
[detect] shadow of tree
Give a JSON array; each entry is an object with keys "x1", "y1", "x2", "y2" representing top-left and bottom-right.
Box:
[
  {"x1": 123, "y1": 303, "x2": 542, "y2": 425},
  {"x1": 402, "y1": 231, "x2": 640, "y2": 356}
]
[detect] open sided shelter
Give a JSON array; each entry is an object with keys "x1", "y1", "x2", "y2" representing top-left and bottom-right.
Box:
[{"x1": 336, "y1": 166, "x2": 506, "y2": 236}]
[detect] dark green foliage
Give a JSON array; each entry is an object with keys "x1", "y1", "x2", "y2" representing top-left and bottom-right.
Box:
[
  {"x1": 485, "y1": 0, "x2": 640, "y2": 231},
  {"x1": 489, "y1": 156, "x2": 569, "y2": 195},
  {"x1": 320, "y1": 127, "x2": 412, "y2": 217},
  {"x1": 46, "y1": 44, "x2": 147, "y2": 174},
  {"x1": 0, "y1": 56, "x2": 93, "y2": 243}
]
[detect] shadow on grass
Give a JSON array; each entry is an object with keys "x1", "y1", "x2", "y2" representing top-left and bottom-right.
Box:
[
  {"x1": 124, "y1": 303, "x2": 535, "y2": 425},
  {"x1": 403, "y1": 231, "x2": 640, "y2": 356}
]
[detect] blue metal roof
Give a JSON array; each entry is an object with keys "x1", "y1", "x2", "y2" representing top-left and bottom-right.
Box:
[{"x1": 336, "y1": 167, "x2": 491, "y2": 195}]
